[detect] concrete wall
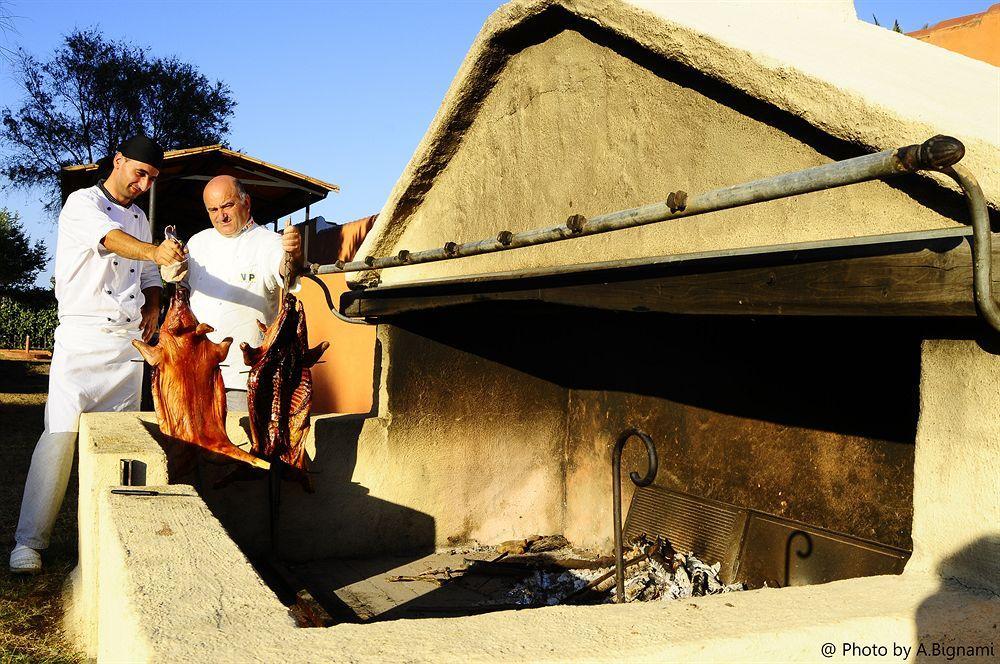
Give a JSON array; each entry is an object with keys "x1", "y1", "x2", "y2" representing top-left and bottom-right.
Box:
[
  {"x1": 378, "y1": 310, "x2": 922, "y2": 555},
  {"x1": 907, "y1": 338, "x2": 1000, "y2": 593},
  {"x1": 198, "y1": 320, "x2": 568, "y2": 561},
  {"x1": 562, "y1": 316, "x2": 920, "y2": 552},
  {"x1": 205, "y1": 13, "x2": 984, "y2": 566},
  {"x1": 369, "y1": 25, "x2": 968, "y2": 287},
  {"x1": 70, "y1": 404, "x2": 999, "y2": 663},
  {"x1": 64, "y1": 413, "x2": 170, "y2": 656}
]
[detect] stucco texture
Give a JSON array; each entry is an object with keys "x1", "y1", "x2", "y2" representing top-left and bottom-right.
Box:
[
  {"x1": 358, "y1": 0, "x2": 1000, "y2": 288},
  {"x1": 194, "y1": 322, "x2": 568, "y2": 560},
  {"x1": 908, "y1": 338, "x2": 1000, "y2": 593},
  {"x1": 376, "y1": 28, "x2": 965, "y2": 286},
  {"x1": 89, "y1": 481, "x2": 1000, "y2": 663}
]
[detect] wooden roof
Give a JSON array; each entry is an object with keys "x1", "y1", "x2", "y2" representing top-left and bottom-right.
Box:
[
  {"x1": 60, "y1": 145, "x2": 338, "y2": 240},
  {"x1": 342, "y1": 227, "x2": 990, "y2": 321}
]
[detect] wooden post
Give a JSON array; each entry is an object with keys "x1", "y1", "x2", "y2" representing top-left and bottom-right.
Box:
[
  {"x1": 149, "y1": 180, "x2": 158, "y2": 239},
  {"x1": 303, "y1": 203, "x2": 311, "y2": 264},
  {"x1": 24, "y1": 335, "x2": 30, "y2": 353}
]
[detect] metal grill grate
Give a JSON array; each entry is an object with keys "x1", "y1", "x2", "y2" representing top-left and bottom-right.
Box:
[{"x1": 622, "y1": 484, "x2": 748, "y2": 582}]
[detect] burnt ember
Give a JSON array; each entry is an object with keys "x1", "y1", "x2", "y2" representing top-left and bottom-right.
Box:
[
  {"x1": 286, "y1": 534, "x2": 748, "y2": 624},
  {"x1": 503, "y1": 535, "x2": 746, "y2": 606},
  {"x1": 377, "y1": 534, "x2": 745, "y2": 614}
]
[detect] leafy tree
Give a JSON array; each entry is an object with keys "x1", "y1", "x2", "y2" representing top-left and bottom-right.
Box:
[
  {"x1": 0, "y1": 0, "x2": 15, "y2": 57},
  {"x1": 0, "y1": 28, "x2": 236, "y2": 211},
  {"x1": 0, "y1": 207, "x2": 47, "y2": 290}
]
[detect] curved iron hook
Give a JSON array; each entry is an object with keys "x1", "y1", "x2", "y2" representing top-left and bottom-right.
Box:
[
  {"x1": 940, "y1": 164, "x2": 1000, "y2": 333},
  {"x1": 301, "y1": 273, "x2": 373, "y2": 326},
  {"x1": 783, "y1": 530, "x2": 814, "y2": 587},
  {"x1": 613, "y1": 427, "x2": 658, "y2": 603}
]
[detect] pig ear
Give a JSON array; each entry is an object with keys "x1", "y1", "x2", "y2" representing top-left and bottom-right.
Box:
[
  {"x1": 215, "y1": 337, "x2": 233, "y2": 362},
  {"x1": 241, "y1": 341, "x2": 263, "y2": 367},
  {"x1": 132, "y1": 340, "x2": 163, "y2": 366},
  {"x1": 304, "y1": 341, "x2": 329, "y2": 367},
  {"x1": 195, "y1": 323, "x2": 215, "y2": 336}
]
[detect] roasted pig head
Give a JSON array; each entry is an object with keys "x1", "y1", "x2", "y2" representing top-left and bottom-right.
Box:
[
  {"x1": 132, "y1": 287, "x2": 269, "y2": 474},
  {"x1": 240, "y1": 293, "x2": 328, "y2": 489}
]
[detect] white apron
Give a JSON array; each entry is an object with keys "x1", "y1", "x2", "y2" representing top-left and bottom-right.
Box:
[{"x1": 44, "y1": 324, "x2": 144, "y2": 434}]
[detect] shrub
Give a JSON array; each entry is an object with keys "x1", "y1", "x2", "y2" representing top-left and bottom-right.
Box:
[{"x1": 0, "y1": 292, "x2": 57, "y2": 350}]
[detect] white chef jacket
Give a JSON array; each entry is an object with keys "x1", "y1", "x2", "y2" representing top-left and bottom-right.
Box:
[
  {"x1": 45, "y1": 183, "x2": 158, "y2": 432},
  {"x1": 185, "y1": 221, "x2": 285, "y2": 390},
  {"x1": 54, "y1": 184, "x2": 161, "y2": 329}
]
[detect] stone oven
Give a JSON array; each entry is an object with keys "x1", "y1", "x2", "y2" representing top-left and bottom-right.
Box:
[{"x1": 64, "y1": 1, "x2": 998, "y2": 660}]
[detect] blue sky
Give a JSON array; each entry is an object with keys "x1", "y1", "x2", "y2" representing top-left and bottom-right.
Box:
[{"x1": 0, "y1": 0, "x2": 994, "y2": 285}]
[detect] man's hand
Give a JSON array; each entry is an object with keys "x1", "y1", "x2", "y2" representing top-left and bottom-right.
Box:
[
  {"x1": 160, "y1": 260, "x2": 189, "y2": 284},
  {"x1": 279, "y1": 223, "x2": 303, "y2": 277},
  {"x1": 282, "y1": 224, "x2": 302, "y2": 259},
  {"x1": 151, "y1": 239, "x2": 187, "y2": 266},
  {"x1": 140, "y1": 287, "x2": 162, "y2": 342}
]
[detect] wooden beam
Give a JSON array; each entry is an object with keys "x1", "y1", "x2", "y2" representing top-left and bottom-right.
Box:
[{"x1": 342, "y1": 229, "x2": 994, "y2": 320}]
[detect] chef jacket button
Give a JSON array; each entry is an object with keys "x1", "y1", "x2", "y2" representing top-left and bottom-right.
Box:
[
  {"x1": 106, "y1": 207, "x2": 111, "y2": 211},
  {"x1": 130, "y1": 268, "x2": 135, "y2": 272},
  {"x1": 134, "y1": 214, "x2": 138, "y2": 218},
  {"x1": 126, "y1": 318, "x2": 131, "y2": 322},
  {"x1": 129, "y1": 295, "x2": 135, "y2": 299},
  {"x1": 106, "y1": 290, "x2": 112, "y2": 294},
  {"x1": 113, "y1": 261, "x2": 118, "y2": 266},
  {"x1": 107, "y1": 317, "x2": 112, "y2": 321}
]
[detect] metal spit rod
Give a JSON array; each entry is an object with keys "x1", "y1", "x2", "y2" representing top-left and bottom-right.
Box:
[
  {"x1": 313, "y1": 136, "x2": 966, "y2": 276},
  {"x1": 311, "y1": 136, "x2": 1000, "y2": 332}
]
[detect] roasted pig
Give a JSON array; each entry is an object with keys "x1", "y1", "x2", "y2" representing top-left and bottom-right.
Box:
[
  {"x1": 241, "y1": 293, "x2": 328, "y2": 488},
  {"x1": 133, "y1": 287, "x2": 270, "y2": 473}
]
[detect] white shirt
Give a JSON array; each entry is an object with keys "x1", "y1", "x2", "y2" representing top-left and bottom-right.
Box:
[
  {"x1": 54, "y1": 185, "x2": 160, "y2": 330},
  {"x1": 185, "y1": 221, "x2": 284, "y2": 390}
]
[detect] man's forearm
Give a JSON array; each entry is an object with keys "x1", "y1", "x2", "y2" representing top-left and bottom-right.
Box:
[
  {"x1": 278, "y1": 251, "x2": 302, "y2": 278},
  {"x1": 142, "y1": 286, "x2": 161, "y2": 310},
  {"x1": 102, "y1": 229, "x2": 157, "y2": 262}
]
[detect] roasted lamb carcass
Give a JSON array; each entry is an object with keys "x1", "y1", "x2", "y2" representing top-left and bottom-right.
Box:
[
  {"x1": 240, "y1": 293, "x2": 328, "y2": 489},
  {"x1": 133, "y1": 287, "x2": 270, "y2": 474}
]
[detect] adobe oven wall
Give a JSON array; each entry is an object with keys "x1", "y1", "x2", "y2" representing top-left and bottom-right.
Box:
[{"x1": 372, "y1": 26, "x2": 962, "y2": 287}]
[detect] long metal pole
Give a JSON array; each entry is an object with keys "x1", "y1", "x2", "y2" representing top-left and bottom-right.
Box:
[{"x1": 314, "y1": 136, "x2": 965, "y2": 275}]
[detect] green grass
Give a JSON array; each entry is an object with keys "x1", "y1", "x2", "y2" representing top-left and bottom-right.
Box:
[{"x1": 0, "y1": 359, "x2": 83, "y2": 663}]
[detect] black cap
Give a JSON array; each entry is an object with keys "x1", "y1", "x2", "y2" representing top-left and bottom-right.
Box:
[{"x1": 119, "y1": 135, "x2": 164, "y2": 170}]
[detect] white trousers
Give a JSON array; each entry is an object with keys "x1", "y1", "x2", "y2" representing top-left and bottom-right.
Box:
[{"x1": 15, "y1": 324, "x2": 143, "y2": 550}]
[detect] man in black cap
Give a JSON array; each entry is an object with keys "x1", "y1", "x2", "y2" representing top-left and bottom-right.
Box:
[{"x1": 9, "y1": 135, "x2": 186, "y2": 574}]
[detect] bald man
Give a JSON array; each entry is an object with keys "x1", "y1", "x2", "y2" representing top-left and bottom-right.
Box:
[{"x1": 163, "y1": 175, "x2": 301, "y2": 411}]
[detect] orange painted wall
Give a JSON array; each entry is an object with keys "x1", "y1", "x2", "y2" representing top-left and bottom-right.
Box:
[
  {"x1": 298, "y1": 215, "x2": 378, "y2": 415},
  {"x1": 908, "y1": 3, "x2": 1000, "y2": 66},
  {"x1": 300, "y1": 273, "x2": 376, "y2": 415}
]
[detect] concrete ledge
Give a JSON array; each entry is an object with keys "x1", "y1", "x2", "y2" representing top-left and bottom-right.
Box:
[
  {"x1": 98, "y1": 485, "x2": 293, "y2": 662},
  {"x1": 66, "y1": 413, "x2": 170, "y2": 656},
  {"x1": 90, "y1": 479, "x2": 999, "y2": 662}
]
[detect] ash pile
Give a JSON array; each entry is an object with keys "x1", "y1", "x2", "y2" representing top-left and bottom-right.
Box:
[{"x1": 503, "y1": 534, "x2": 747, "y2": 606}]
